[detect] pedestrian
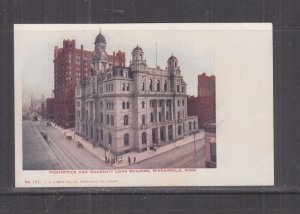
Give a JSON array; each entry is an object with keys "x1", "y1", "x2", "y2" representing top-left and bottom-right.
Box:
[
  {"x1": 134, "y1": 156, "x2": 136, "y2": 164},
  {"x1": 128, "y1": 156, "x2": 131, "y2": 165}
]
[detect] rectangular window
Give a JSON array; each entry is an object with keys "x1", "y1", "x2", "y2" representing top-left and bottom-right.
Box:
[
  {"x1": 107, "y1": 115, "x2": 109, "y2": 124},
  {"x1": 111, "y1": 115, "x2": 114, "y2": 126}
]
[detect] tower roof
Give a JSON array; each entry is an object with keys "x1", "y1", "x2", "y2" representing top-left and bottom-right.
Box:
[
  {"x1": 132, "y1": 45, "x2": 143, "y2": 52},
  {"x1": 168, "y1": 54, "x2": 178, "y2": 61},
  {"x1": 94, "y1": 32, "x2": 106, "y2": 44}
]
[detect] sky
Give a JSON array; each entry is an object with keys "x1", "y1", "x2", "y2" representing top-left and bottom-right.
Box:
[{"x1": 16, "y1": 24, "x2": 215, "y2": 107}]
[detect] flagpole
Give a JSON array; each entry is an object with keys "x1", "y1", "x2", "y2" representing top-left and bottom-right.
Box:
[{"x1": 155, "y1": 41, "x2": 157, "y2": 68}]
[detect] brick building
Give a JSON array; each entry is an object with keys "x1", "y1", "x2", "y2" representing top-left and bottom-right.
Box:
[
  {"x1": 187, "y1": 95, "x2": 215, "y2": 127},
  {"x1": 53, "y1": 39, "x2": 126, "y2": 128},
  {"x1": 53, "y1": 39, "x2": 93, "y2": 128},
  {"x1": 198, "y1": 73, "x2": 215, "y2": 97},
  {"x1": 187, "y1": 73, "x2": 215, "y2": 127}
]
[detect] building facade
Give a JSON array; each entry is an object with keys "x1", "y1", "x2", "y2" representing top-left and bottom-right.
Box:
[
  {"x1": 75, "y1": 32, "x2": 198, "y2": 155},
  {"x1": 187, "y1": 95, "x2": 215, "y2": 127},
  {"x1": 198, "y1": 73, "x2": 215, "y2": 97},
  {"x1": 187, "y1": 73, "x2": 216, "y2": 127},
  {"x1": 53, "y1": 39, "x2": 126, "y2": 128},
  {"x1": 53, "y1": 40, "x2": 93, "y2": 128}
]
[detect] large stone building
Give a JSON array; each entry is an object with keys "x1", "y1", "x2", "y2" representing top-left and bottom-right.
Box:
[
  {"x1": 53, "y1": 39, "x2": 125, "y2": 128},
  {"x1": 75, "y1": 32, "x2": 198, "y2": 155}
]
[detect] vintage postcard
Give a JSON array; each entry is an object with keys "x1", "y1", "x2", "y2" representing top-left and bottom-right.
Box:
[{"x1": 15, "y1": 23, "x2": 273, "y2": 187}]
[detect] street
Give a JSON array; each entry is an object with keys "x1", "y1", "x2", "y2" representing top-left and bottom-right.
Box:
[
  {"x1": 126, "y1": 139, "x2": 205, "y2": 169},
  {"x1": 23, "y1": 120, "x2": 113, "y2": 170},
  {"x1": 23, "y1": 120, "x2": 206, "y2": 170}
]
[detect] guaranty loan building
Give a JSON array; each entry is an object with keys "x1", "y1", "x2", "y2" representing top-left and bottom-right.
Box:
[{"x1": 75, "y1": 31, "x2": 198, "y2": 155}]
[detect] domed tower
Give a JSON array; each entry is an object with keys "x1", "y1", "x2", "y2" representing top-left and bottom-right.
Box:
[
  {"x1": 92, "y1": 30, "x2": 108, "y2": 74},
  {"x1": 167, "y1": 54, "x2": 180, "y2": 75},
  {"x1": 167, "y1": 54, "x2": 178, "y2": 68},
  {"x1": 130, "y1": 45, "x2": 147, "y2": 70}
]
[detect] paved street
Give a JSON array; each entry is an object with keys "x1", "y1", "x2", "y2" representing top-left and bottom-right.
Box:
[
  {"x1": 23, "y1": 120, "x2": 113, "y2": 170},
  {"x1": 126, "y1": 139, "x2": 206, "y2": 169},
  {"x1": 23, "y1": 120, "x2": 206, "y2": 170},
  {"x1": 23, "y1": 121, "x2": 61, "y2": 170}
]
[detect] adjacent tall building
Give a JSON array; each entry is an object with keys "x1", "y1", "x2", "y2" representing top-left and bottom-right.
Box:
[
  {"x1": 53, "y1": 39, "x2": 93, "y2": 128},
  {"x1": 187, "y1": 73, "x2": 216, "y2": 127},
  {"x1": 76, "y1": 32, "x2": 198, "y2": 156},
  {"x1": 53, "y1": 39, "x2": 126, "y2": 128}
]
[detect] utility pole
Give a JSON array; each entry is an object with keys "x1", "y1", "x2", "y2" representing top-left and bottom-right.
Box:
[
  {"x1": 73, "y1": 94, "x2": 76, "y2": 143},
  {"x1": 193, "y1": 131, "x2": 197, "y2": 156}
]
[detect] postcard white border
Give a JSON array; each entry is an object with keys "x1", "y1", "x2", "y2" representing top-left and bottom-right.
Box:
[{"x1": 15, "y1": 23, "x2": 274, "y2": 187}]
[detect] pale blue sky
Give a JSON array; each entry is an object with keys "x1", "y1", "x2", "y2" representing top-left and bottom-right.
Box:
[{"x1": 17, "y1": 26, "x2": 215, "y2": 105}]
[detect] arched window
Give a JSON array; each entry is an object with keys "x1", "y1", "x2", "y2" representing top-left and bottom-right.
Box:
[
  {"x1": 124, "y1": 115, "x2": 129, "y2": 125},
  {"x1": 108, "y1": 133, "x2": 112, "y2": 145},
  {"x1": 157, "y1": 80, "x2": 160, "y2": 91},
  {"x1": 178, "y1": 125, "x2": 182, "y2": 135},
  {"x1": 164, "y1": 80, "x2": 167, "y2": 91},
  {"x1": 150, "y1": 113, "x2": 154, "y2": 122},
  {"x1": 141, "y1": 82, "x2": 145, "y2": 91},
  {"x1": 142, "y1": 115, "x2": 145, "y2": 125},
  {"x1": 124, "y1": 134, "x2": 129, "y2": 146},
  {"x1": 142, "y1": 132, "x2": 147, "y2": 144},
  {"x1": 126, "y1": 83, "x2": 130, "y2": 91},
  {"x1": 149, "y1": 79, "x2": 153, "y2": 91}
]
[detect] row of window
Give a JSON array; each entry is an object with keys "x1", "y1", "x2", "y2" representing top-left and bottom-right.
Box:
[
  {"x1": 122, "y1": 102, "x2": 130, "y2": 109},
  {"x1": 140, "y1": 79, "x2": 168, "y2": 92},
  {"x1": 178, "y1": 121, "x2": 197, "y2": 135},
  {"x1": 177, "y1": 99, "x2": 185, "y2": 106},
  {"x1": 94, "y1": 131, "x2": 147, "y2": 147},
  {"x1": 106, "y1": 101, "x2": 114, "y2": 110},
  {"x1": 149, "y1": 100, "x2": 171, "y2": 108},
  {"x1": 122, "y1": 83, "x2": 130, "y2": 91},
  {"x1": 149, "y1": 111, "x2": 172, "y2": 123},
  {"x1": 98, "y1": 113, "x2": 114, "y2": 126}
]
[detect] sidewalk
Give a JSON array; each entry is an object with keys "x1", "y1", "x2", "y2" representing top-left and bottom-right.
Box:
[{"x1": 51, "y1": 123, "x2": 204, "y2": 168}]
